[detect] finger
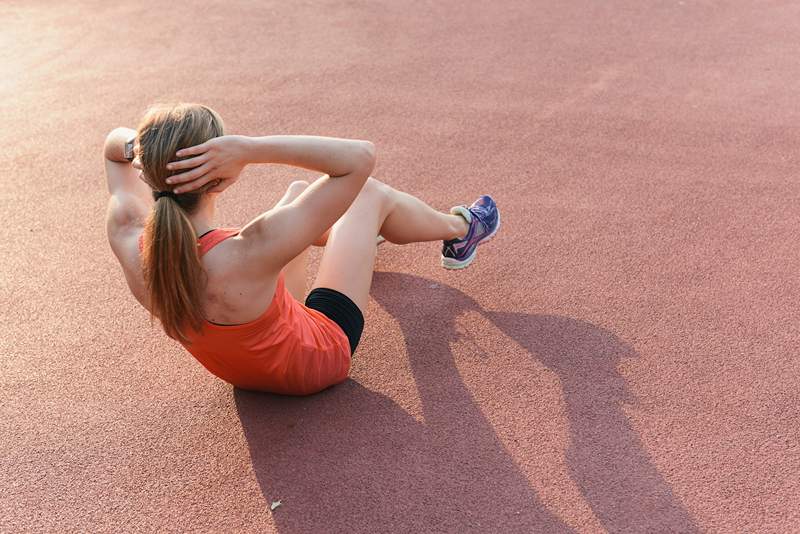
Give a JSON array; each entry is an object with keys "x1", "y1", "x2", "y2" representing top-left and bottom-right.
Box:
[
  {"x1": 166, "y1": 162, "x2": 214, "y2": 186},
  {"x1": 166, "y1": 153, "x2": 209, "y2": 171},
  {"x1": 131, "y1": 157, "x2": 143, "y2": 170},
  {"x1": 175, "y1": 141, "x2": 210, "y2": 158}
]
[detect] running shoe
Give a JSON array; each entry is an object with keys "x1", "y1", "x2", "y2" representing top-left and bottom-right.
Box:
[{"x1": 441, "y1": 195, "x2": 500, "y2": 269}]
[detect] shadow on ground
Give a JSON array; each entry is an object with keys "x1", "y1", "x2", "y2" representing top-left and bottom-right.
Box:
[{"x1": 235, "y1": 272, "x2": 696, "y2": 533}]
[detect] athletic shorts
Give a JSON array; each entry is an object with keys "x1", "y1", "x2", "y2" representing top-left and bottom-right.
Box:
[{"x1": 305, "y1": 287, "x2": 364, "y2": 355}]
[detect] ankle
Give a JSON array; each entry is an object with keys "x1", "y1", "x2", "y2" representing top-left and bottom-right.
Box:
[{"x1": 450, "y1": 214, "x2": 470, "y2": 239}]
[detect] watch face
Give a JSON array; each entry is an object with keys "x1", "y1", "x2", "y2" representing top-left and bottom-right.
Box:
[{"x1": 124, "y1": 139, "x2": 135, "y2": 161}]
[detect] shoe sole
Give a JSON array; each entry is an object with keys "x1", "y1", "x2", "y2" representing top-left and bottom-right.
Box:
[{"x1": 441, "y1": 211, "x2": 501, "y2": 270}]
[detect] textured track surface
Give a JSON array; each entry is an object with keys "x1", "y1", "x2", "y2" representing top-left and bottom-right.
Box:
[{"x1": 2, "y1": 1, "x2": 799, "y2": 532}]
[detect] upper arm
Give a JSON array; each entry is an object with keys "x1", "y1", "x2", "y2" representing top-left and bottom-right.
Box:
[
  {"x1": 240, "y1": 145, "x2": 375, "y2": 268},
  {"x1": 104, "y1": 154, "x2": 151, "y2": 236},
  {"x1": 103, "y1": 126, "x2": 152, "y2": 226},
  {"x1": 106, "y1": 190, "x2": 148, "y2": 238},
  {"x1": 105, "y1": 192, "x2": 149, "y2": 306},
  {"x1": 104, "y1": 137, "x2": 152, "y2": 304}
]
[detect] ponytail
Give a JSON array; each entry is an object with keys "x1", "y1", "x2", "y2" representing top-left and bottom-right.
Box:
[
  {"x1": 135, "y1": 102, "x2": 225, "y2": 342},
  {"x1": 141, "y1": 195, "x2": 205, "y2": 342}
]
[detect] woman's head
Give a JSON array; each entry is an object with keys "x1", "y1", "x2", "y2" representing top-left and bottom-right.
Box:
[
  {"x1": 137, "y1": 103, "x2": 224, "y2": 200},
  {"x1": 138, "y1": 103, "x2": 224, "y2": 342}
]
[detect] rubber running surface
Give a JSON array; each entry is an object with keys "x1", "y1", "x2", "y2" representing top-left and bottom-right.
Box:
[{"x1": 1, "y1": 1, "x2": 799, "y2": 532}]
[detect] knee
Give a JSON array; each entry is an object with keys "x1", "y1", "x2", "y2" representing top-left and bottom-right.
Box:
[
  {"x1": 361, "y1": 177, "x2": 390, "y2": 200},
  {"x1": 355, "y1": 177, "x2": 395, "y2": 216}
]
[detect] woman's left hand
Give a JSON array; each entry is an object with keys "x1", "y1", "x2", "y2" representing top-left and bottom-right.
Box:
[{"x1": 163, "y1": 135, "x2": 252, "y2": 194}]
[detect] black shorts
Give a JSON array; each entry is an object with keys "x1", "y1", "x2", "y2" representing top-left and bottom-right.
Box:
[{"x1": 305, "y1": 287, "x2": 364, "y2": 355}]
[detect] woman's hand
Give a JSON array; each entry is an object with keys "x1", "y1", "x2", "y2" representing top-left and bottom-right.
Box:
[{"x1": 163, "y1": 135, "x2": 252, "y2": 194}]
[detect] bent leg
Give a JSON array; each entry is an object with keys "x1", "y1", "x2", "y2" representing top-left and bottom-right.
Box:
[
  {"x1": 311, "y1": 177, "x2": 469, "y2": 314},
  {"x1": 311, "y1": 179, "x2": 390, "y2": 313}
]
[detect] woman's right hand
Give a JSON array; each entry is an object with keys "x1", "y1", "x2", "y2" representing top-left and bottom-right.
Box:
[{"x1": 165, "y1": 135, "x2": 252, "y2": 194}]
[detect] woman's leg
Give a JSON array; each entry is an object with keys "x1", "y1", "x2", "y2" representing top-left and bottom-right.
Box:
[
  {"x1": 378, "y1": 185, "x2": 468, "y2": 244},
  {"x1": 311, "y1": 177, "x2": 469, "y2": 313},
  {"x1": 310, "y1": 183, "x2": 467, "y2": 248}
]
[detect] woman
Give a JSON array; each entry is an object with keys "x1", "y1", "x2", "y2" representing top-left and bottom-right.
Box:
[{"x1": 104, "y1": 103, "x2": 500, "y2": 395}]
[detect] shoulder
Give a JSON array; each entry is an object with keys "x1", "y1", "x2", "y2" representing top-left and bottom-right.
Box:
[
  {"x1": 106, "y1": 194, "x2": 148, "y2": 305},
  {"x1": 235, "y1": 206, "x2": 298, "y2": 270},
  {"x1": 109, "y1": 228, "x2": 148, "y2": 307},
  {"x1": 106, "y1": 192, "x2": 148, "y2": 260},
  {"x1": 106, "y1": 192, "x2": 147, "y2": 232},
  {"x1": 203, "y1": 229, "x2": 265, "y2": 275},
  {"x1": 233, "y1": 212, "x2": 275, "y2": 256}
]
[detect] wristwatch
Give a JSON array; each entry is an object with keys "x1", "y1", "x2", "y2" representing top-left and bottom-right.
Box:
[{"x1": 123, "y1": 137, "x2": 135, "y2": 162}]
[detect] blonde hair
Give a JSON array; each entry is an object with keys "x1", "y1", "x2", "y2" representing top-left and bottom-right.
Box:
[{"x1": 137, "y1": 103, "x2": 224, "y2": 342}]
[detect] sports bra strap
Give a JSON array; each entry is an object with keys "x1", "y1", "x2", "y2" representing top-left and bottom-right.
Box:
[
  {"x1": 198, "y1": 228, "x2": 240, "y2": 257},
  {"x1": 137, "y1": 228, "x2": 241, "y2": 255}
]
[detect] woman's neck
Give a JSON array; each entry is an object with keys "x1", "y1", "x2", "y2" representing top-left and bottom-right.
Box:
[{"x1": 188, "y1": 196, "x2": 217, "y2": 236}]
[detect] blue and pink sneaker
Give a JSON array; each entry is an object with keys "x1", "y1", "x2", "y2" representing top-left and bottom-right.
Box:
[{"x1": 441, "y1": 195, "x2": 500, "y2": 269}]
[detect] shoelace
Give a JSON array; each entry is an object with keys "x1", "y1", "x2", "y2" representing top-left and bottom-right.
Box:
[{"x1": 471, "y1": 211, "x2": 489, "y2": 235}]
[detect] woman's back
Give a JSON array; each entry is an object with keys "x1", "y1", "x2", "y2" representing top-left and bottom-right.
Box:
[
  {"x1": 198, "y1": 229, "x2": 282, "y2": 326},
  {"x1": 135, "y1": 227, "x2": 281, "y2": 326},
  {"x1": 184, "y1": 229, "x2": 352, "y2": 395}
]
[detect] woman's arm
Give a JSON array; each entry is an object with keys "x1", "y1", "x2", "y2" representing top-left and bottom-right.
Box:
[
  {"x1": 103, "y1": 127, "x2": 151, "y2": 203},
  {"x1": 103, "y1": 127, "x2": 152, "y2": 290},
  {"x1": 165, "y1": 135, "x2": 375, "y2": 194},
  {"x1": 242, "y1": 135, "x2": 375, "y2": 178},
  {"x1": 104, "y1": 127, "x2": 137, "y2": 164},
  {"x1": 241, "y1": 135, "x2": 375, "y2": 269},
  {"x1": 166, "y1": 134, "x2": 375, "y2": 270}
]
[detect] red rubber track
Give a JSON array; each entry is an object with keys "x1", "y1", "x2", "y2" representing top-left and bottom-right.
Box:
[{"x1": 2, "y1": 1, "x2": 799, "y2": 532}]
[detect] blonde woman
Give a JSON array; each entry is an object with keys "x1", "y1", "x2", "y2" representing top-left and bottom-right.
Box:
[{"x1": 104, "y1": 103, "x2": 500, "y2": 395}]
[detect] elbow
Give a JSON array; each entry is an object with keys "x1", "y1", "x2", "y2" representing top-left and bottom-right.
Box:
[
  {"x1": 102, "y1": 130, "x2": 116, "y2": 160},
  {"x1": 103, "y1": 127, "x2": 135, "y2": 162},
  {"x1": 103, "y1": 128, "x2": 125, "y2": 161}
]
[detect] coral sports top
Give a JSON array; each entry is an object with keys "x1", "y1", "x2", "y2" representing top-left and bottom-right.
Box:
[{"x1": 143, "y1": 228, "x2": 351, "y2": 395}]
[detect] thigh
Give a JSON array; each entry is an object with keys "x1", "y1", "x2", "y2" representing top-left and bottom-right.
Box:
[{"x1": 311, "y1": 178, "x2": 390, "y2": 314}]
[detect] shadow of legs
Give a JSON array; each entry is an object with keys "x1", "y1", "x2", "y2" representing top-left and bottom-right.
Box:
[
  {"x1": 234, "y1": 272, "x2": 696, "y2": 533},
  {"x1": 235, "y1": 378, "x2": 570, "y2": 533},
  {"x1": 371, "y1": 272, "x2": 697, "y2": 533},
  {"x1": 233, "y1": 271, "x2": 574, "y2": 533}
]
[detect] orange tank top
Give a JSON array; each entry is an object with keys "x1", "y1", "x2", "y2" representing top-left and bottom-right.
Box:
[{"x1": 142, "y1": 228, "x2": 352, "y2": 395}]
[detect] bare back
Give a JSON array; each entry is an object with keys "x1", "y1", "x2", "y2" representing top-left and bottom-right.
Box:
[
  {"x1": 117, "y1": 228, "x2": 283, "y2": 327},
  {"x1": 195, "y1": 233, "x2": 283, "y2": 325}
]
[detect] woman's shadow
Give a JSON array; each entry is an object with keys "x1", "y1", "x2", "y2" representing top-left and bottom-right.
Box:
[{"x1": 235, "y1": 272, "x2": 696, "y2": 533}]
